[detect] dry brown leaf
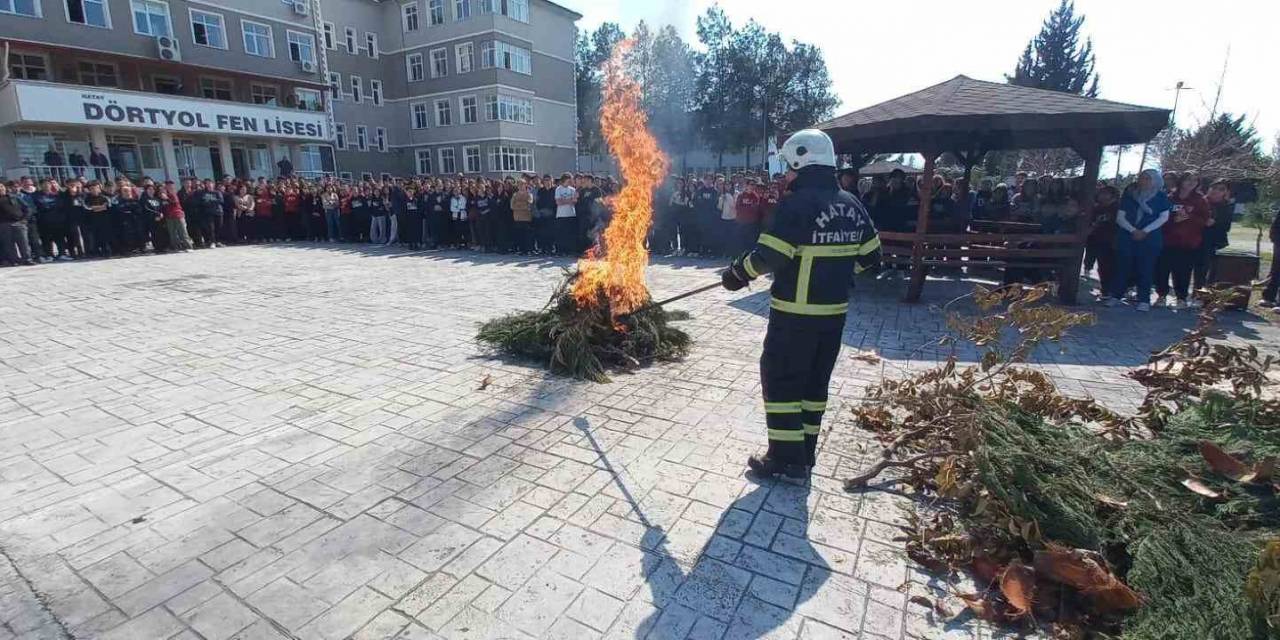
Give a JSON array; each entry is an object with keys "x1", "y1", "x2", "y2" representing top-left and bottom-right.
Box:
[
  {"x1": 971, "y1": 555, "x2": 1002, "y2": 585},
  {"x1": 478, "y1": 374, "x2": 493, "y2": 391},
  {"x1": 999, "y1": 561, "x2": 1036, "y2": 617},
  {"x1": 1199, "y1": 441, "x2": 1249, "y2": 479},
  {"x1": 1181, "y1": 478, "x2": 1223, "y2": 499},
  {"x1": 1031, "y1": 545, "x2": 1142, "y2": 611},
  {"x1": 959, "y1": 593, "x2": 1000, "y2": 621}
]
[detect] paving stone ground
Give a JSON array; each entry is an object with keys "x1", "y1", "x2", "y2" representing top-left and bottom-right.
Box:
[{"x1": 1, "y1": 244, "x2": 1276, "y2": 640}]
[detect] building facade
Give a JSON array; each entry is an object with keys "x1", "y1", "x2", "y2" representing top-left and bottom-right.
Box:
[{"x1": 0, "y1": 0, "x2": 579, "y2": 182}]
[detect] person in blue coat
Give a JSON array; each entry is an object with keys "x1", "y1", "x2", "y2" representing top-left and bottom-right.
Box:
[{"x1": 1107, "y1": 168, "x2": 1171, "y2": 311}]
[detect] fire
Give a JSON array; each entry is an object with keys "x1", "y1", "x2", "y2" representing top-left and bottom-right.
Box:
[{"x1": 571, "y1": 39, "x2": 670, "y2": 317}]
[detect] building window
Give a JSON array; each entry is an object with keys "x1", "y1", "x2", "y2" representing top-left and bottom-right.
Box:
[
  {"x1": 415, "y1": 149, "x2": 432, "y2": 175},
  {"x1": 321, "y1": 21, "x2": 335, "y2": 49},
  {"x1": 455, "y1": 42, "x2": 473, "y2": 74},
  {"x1": 375, "y1": 127, "x2": 387, "y2": 152},
  {"x1": 335, "y1": 123, "x2": 346, "y2": 150},
  {"x1": 406, "y1": 54, "x2": 424, "y2": 82},
  {"x1": 242, "y1": 21, "x2": 274, "y2": 58},
  {"x1": 349, "y1": 75, "x2": 362, "y2": 103},
  {"x1": 438, "y1": 148, "x2": 456, "y2": 174},
  {"x1": 482, "y1": 41, "x2": 531, "y2": 74},
  {"x1": 67, "y1": 0, "x2": 110, "y2": 28},
  {"x1": 189, "y1": 9, "x2": 227, "y2": 48},
  {"x1": 287, "y1": 31, "x2": 316, "y2": 64},
  {"x1": 340, "y1": 172, "x2": 353, "y2": 181},
  {"x1": 411, "y1": 103, "x2": 429, "y2": 129},
  {"x1": 434, "y1": 99, "x2": 452, "y2": 127},
  {"x1": 484, "y1": 95, "x2": 533, "y2": 124},
  {"x1": 199, "y1": 76, "x2": 233, "y2": 100},
  {"x1": 360, "y1": 172, "x2": 373, "y2": 181},
  {"x1": 344, "y1": 26, "x2": 356, "y2": 54},
  {"x1": 427, "y1": 0, "x2": 444, "y2": 25},
  {"x1": 365, "y1": 32, "x2": 378, "y2": 59},
  {"x1": 130, "y1": 0, "x2": 171, "y2": 37},
  {"x1": 453, "y1": 0, "x2": 470, "y2": 20},
  {"x1": 78, "y1": 61, "x2": 119, "y2": 87},
  {"x1": 488, "y1": 145, "x2": 534, "y2": 172},
  {"x1": 8, "y1": 52, "x2": 48, "y2": 80},
  {"x1": 460, "y1": 95, "x2": 478, "y2": 124},
  {"x1": 429, "y1": 48, "x2": 447, "y2": 78},
  {"x1": 152, "y1": 74, "x2": 182, "y2": 94},
  {"x1": 477, "y1": 0, "x2": 526, "y2": 22},
  {"x1": 1, "y1": 0, "x2": 40, "y2": 18},
  {"x1": 369, "y1": 79, "x2": 383, "y2": 106},
  {"x1": 462, "y1": 145, "x2": 481, "y2": 173},
  {"x1": 295, "y1": 88, "x2": 322, "y2": 111},
  {"x1": 401, "y1": 3, "x2": 418, "y2": 31},
  {"x1": 250, "y1": 83, "x2": 279, "y2": 106},
  {"x1": 355, "y1": 125, "x2": 368, "y2": 151},
  {"x1": 327, "y1": 72, "x2": 342, "y2": 101}
]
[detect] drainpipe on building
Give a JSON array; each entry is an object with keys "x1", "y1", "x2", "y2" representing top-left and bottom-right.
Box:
[{"x1": 311, "y1": 0, "x2": 338, "y2": 177}]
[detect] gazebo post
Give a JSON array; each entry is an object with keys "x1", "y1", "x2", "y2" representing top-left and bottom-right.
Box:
[
  {"x1": 905, "y1": 149, "x2": 938, "y2": 302},
  {"x1": 1060, "y1": 143, "x2": 1104, "y2": 305}
]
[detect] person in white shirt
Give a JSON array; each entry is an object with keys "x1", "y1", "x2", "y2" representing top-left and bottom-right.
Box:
[
  {"x1": 449, "y1": 187, "x2": 468, "y2": 248},
  {"x1": 554, "y1": 173, "x2": 578, "y2": 255},
  {"x1": 717, "y1": 178, "x2": 738, "y2": 257}
]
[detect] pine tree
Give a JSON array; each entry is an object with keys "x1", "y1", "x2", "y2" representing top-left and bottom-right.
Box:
[{"x1": 1008, "y1": 0, "x2": 1099, "y2": 97}]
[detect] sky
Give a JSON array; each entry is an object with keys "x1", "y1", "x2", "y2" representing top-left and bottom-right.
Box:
[{"x1": 559, "y1": 0, "x2": 1280, "y2": 175}]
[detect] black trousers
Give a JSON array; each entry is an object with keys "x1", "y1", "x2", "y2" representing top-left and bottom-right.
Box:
[
  {"x1": 1155, "y1": 246, "x2": 1197, "y2": 301},
  {"x1": 761, "y1": 316, "x2": 843, "y2": 466},
  {"x1": 1263, "y1": 242, "x2": 1280, "y2": 304}
]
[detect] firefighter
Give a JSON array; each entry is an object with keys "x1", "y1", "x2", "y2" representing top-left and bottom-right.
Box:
[{"x1": 722, "y1": 129, "x2": 881, "y2": 478}]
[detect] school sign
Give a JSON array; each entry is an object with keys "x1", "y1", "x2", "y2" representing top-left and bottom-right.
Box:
[{"x1": 0, "y1": 81, "x2": 329, "y2": 141}]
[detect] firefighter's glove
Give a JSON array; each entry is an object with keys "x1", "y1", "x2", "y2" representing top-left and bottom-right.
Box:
[{"x1": 721, "y1": 259, "x2": 750, "y2": 292}]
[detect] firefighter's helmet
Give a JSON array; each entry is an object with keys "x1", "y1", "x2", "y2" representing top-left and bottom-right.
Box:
[{"x1": 778, "y1": 129, "x2": 836, "y2": 171}]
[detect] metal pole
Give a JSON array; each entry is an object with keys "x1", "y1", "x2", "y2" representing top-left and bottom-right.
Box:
[{"x1": 621, "y1": 281, "x2": 722, "y2": 317}]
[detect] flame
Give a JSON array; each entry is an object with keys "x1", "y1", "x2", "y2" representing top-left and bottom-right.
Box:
[{"x1": 571, "y1": 39, "x2": 670, "y2": 317}]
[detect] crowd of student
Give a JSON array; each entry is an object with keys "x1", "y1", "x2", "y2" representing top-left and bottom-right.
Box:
[
  {"x1": 1, "y1": 165, "x2": 1273, "y2": 314},
  {"x1": 0, "y1": 172, "x2": 625, "y2": 263}
]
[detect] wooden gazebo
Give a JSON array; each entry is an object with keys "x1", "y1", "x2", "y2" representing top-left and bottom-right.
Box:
[{"x1": 816, "y1": 75, "x2": 1170, "y2": 304}]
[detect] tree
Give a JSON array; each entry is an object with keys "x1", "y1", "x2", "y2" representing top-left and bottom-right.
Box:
[
  {"x1": 645, "y1": 26, "x2": 699, "y2": 171},
  {"x1": 994, "y1": 0, "x2": 1100, "y2": 177},
  {"x1": 1163, "y1": 113, "x2": 1270, "y2": 180},
  {"x1": 1007, "y1": 0, "x2": 1099, "y2": 97},
  {"x1": 693, "y1": 6, "x2": 738, "y2": 166},
  {"x1": 575, "y1": 22, "x2": 624, "y2": 158}
]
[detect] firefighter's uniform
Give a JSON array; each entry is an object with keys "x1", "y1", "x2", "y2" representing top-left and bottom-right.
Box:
[{"x1": 723, "y1": 130, "x2": 881, "y2": 477}]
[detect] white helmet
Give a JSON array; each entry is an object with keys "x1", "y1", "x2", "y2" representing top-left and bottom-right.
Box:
[{"x1": 778, "y1": 129, "x2": 836, "y2": 171}]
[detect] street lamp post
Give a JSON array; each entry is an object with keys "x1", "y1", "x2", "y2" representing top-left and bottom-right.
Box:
[{"x1": 1137, "y1": 80, "x2": 1192, "y2": 173}]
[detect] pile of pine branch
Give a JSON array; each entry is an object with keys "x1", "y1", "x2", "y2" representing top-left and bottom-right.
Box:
[
  {"x1": 476, "y1": 269, "x2": 691, "y2": 383},
  {"x1": 846, "y1": 285, "x2": 1280, "y2": 638}
]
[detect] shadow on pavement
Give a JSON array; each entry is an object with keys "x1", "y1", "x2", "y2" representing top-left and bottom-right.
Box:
[{"x1": 573, "y1": 417, "x2": 830, "y2": 639}]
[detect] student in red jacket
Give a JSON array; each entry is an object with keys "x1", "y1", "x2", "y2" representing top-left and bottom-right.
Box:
[
  {"x1": 162, "y1": 182, "x2": 193, "y2": 251},
  {"x1": 1154, "y1": 173, "x2": 1211, "y2": 309},
  {"x1": 734, "y1": 180, "x2": 764, "y2": 254}
]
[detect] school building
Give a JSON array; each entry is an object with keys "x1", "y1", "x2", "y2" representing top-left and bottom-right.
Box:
[{"x1": 0, "y1": 0, "x2": 579, "y2": 182}]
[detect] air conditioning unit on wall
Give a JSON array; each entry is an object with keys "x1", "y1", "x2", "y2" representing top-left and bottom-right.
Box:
[
  {"x1": 157, "y1": 35, "x2": 182, "y2": 62},
  {"x1": 299, "y1": 60, "x2": 317, "y2": 73},
  {"x1": 293, "y1": 1, "x2": 310, "y2": 16}
]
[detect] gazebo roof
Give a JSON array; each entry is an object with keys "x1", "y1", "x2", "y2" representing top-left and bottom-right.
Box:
[{"x1": 817, "y1": 75, "x2": 1170, "y2": 154}]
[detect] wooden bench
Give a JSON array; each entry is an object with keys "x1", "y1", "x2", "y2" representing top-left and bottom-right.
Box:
[{"x1": 879, "y1": 231, "x2": 1085, "y2": 302}]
